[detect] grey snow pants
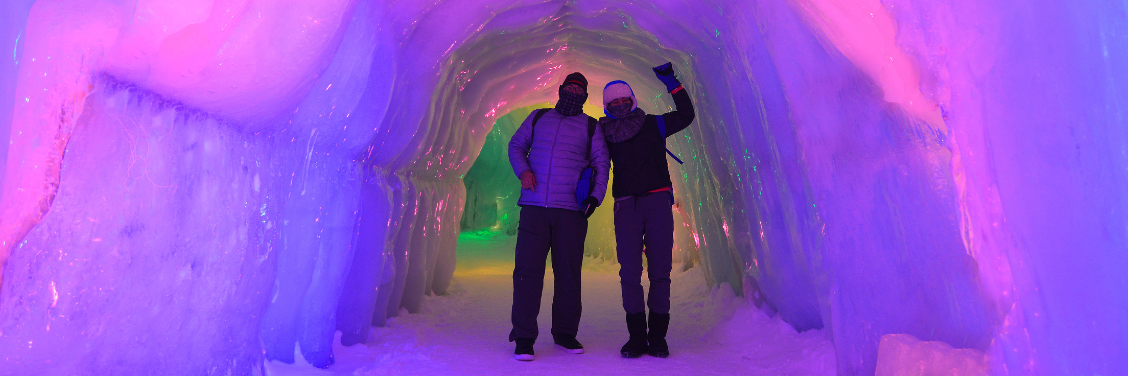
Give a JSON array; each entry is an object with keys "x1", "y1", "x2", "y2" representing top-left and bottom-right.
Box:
[
  {"x1": 614, "y1": 192, "x2": 674, "y2": 315},
  {"x1": 510, "y1": 205, "x2": 587, "y2": 341}
]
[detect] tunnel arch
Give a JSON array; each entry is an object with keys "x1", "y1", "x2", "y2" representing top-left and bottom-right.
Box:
[
  {"x1": 345, "y1": 0, "x2": 760, "y2": 330},
  {"x1": 289, "y1": 2, "x2": 997, "y2": 372}
]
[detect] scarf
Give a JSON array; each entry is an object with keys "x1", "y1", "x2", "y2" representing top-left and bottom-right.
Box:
[
  {"x1": 600, "y1": 108, "x2": 647, "y2": 143},
  {"x1": 555, "y1": 90, "x2": 587, "y2": 116}
]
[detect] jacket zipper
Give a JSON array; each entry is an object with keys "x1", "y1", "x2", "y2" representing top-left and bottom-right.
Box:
[{"x1": 544, "y1": 115, "x2": 561, "y2": 207}]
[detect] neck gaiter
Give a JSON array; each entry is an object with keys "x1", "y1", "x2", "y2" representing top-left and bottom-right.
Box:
[{"x1": 555, "y1": 89, "x2": 587, "y2": 116}]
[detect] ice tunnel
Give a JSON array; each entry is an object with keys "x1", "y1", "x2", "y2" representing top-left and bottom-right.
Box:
[{"x1": 0, "y1": 0, "x2": 1126, "y2": 375}]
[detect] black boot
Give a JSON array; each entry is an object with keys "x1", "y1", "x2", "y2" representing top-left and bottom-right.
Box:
[
  {"x1": 620, "y1": 312, "x2": 649, "y2": 358},
  {"x1": 648, "y1": 312, "x2": 670, "y2": 358}
]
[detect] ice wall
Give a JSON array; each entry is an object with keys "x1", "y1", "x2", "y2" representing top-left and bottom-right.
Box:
[
  {"x1": 885, "y1": 2, "x2": 1128, "y2": 373},
  {"x1": 1, "y1": 0, "x2": 1126, "y2": 375},
  {"x1": 0, "y1": 79, "x2": 279, "y2": 373},
  {"x1": 0, "y1": 0, "x2": 35, "y2": 192}
]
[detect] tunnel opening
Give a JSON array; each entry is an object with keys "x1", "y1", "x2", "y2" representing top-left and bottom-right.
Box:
[
  {"x1": 454, "y1": 105, "x2": 538, "y2": 275},
  {"x1": 433, "y1": 6, "x2": 708, "y2": 280},
  {"x1": 458, "y1": 105, "x2": 536, "y2": 237}
]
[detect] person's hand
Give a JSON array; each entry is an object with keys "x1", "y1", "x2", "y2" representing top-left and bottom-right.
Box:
[
  {"x1": 652, "y1": 62, "x2": 681, "y2": 92},
  {"x1": 520, "y1": 170, "x2": 537, "y2": 191},
  {"x1": 582, "y1": 197, "x2": 599, "y2": 218}
]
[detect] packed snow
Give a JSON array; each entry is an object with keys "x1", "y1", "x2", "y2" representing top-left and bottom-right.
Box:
[{"x1": 264, "y1": 232, "x2": 836, "y2": 375}]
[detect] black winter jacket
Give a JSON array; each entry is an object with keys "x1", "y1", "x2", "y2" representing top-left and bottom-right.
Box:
[{"x1": 604, "y1": 89, "x2": 695, "y2": 199}]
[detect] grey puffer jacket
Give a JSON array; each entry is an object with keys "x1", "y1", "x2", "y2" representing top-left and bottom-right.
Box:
[{"x1": 508, "y1": 109, "x2": 610, "y2": 211}]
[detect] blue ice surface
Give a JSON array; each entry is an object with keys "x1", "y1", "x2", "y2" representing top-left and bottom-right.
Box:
[{"x1": 0, "y1": 0, "x2": 35, "y2": 197}]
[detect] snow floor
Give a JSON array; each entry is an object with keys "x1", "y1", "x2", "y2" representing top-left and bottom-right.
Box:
[{"x1": 266, "y1": 232, "x2": 836, "y2": 376}]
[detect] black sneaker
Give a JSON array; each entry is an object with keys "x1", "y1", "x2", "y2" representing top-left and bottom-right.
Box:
[
  {"x1": 552, "y1": 334, "x2": 585, "y2": 354},
  {"x1": 514, "y1": 338, "x2": 535, "y2": 361}
]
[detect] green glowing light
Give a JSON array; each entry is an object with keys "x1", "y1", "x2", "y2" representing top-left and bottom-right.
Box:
[{"x1": 458, "y1": 230, "x2": 499, "y2": 242}]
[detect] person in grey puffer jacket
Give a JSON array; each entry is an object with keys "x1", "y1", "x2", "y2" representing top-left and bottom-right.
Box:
[{"x1": 506, "y1": 72, "x2": 611, "y2": 361}]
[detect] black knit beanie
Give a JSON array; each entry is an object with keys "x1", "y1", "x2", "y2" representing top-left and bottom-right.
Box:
[
  {"x1": 562, "y1": 72, "x2": 588, "y2": 93},
  {"x1": 555, "y1": 72, "x2": 589, "y2": 116}
]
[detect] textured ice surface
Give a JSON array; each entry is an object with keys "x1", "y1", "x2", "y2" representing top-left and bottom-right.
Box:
[
  {"x1": 1, "y1": 0, "x2": 1126, "y2": 375},
  {"x1": 876, "y1": 333, "x2": 987, "y2": 376}
]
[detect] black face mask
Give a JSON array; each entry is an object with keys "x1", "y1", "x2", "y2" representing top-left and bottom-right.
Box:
[
  {"x1": 607, "y1": 102, "x2": 633, "y2": 119},
  {"x1": 555, "y1": 88, "x2": 587, "y2": 116}
]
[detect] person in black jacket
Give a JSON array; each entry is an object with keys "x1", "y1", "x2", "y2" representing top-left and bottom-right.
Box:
[{"x1": 599, "y1": 62, "x2": 695, "y2": 359}]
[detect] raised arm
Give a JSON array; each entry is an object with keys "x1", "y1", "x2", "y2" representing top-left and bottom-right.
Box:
[{"x1": 652, "y1": 62, "x2": 695, "y2": 136}]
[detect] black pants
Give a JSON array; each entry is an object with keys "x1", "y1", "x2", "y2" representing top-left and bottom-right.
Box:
[
  {"x1": 614, "y1": 193, "x2": 674, "y2": 314},
  {"x1": 510, "y1": 205, "x2": 587, "y2": 341}
]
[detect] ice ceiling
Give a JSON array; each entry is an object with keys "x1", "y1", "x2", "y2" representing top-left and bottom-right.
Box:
[{"x1": 0, "y1": 0, "x2": 1126, "y2": 375}]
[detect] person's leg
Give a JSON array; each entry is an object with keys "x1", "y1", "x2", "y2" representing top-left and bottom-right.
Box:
[
  {"x1": 549, "y1": 208, "x2": 588, "y2": 340},
  {"x1": 615, "y1": 198, "x2": 650, "y2": 357},
  {"x1": 642, "y1": 193, "x2": 675, "y2": 358},
  {"x1": 644, "y1": 194, "x2": 675, "y2": 315},
  {"x1": 510, "y1": 206, "x2": 551, "y2": 342},
  {"x1": 615, "y1": 199, "x2": 646, "y2": 314}
]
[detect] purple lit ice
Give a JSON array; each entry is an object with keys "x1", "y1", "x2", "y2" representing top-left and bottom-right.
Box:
[{"x1": 1, "y1": 1, "x2": 1124, "y2": 375}]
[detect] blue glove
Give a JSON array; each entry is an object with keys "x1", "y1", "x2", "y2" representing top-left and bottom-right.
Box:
[{"x1": 652, "y1": 62, "x2": 681, "y2": 92}]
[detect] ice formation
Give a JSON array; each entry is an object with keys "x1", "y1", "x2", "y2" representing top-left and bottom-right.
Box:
[{"x1": 0, "y1": 0, "x2": 1125, "y2": 375}]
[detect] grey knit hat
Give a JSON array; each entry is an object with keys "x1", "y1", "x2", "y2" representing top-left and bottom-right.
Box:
[{"x1": 602, "y1": 80, "x2": 637, "y2": 112}]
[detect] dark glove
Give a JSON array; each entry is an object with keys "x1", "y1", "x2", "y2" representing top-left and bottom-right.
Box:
[
  {"x1": 581, "y1": 197, "x2": 600, "y2": 218},
  {"x1": 652, "y1": 62, "x2": 681, "y2": 92}
]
